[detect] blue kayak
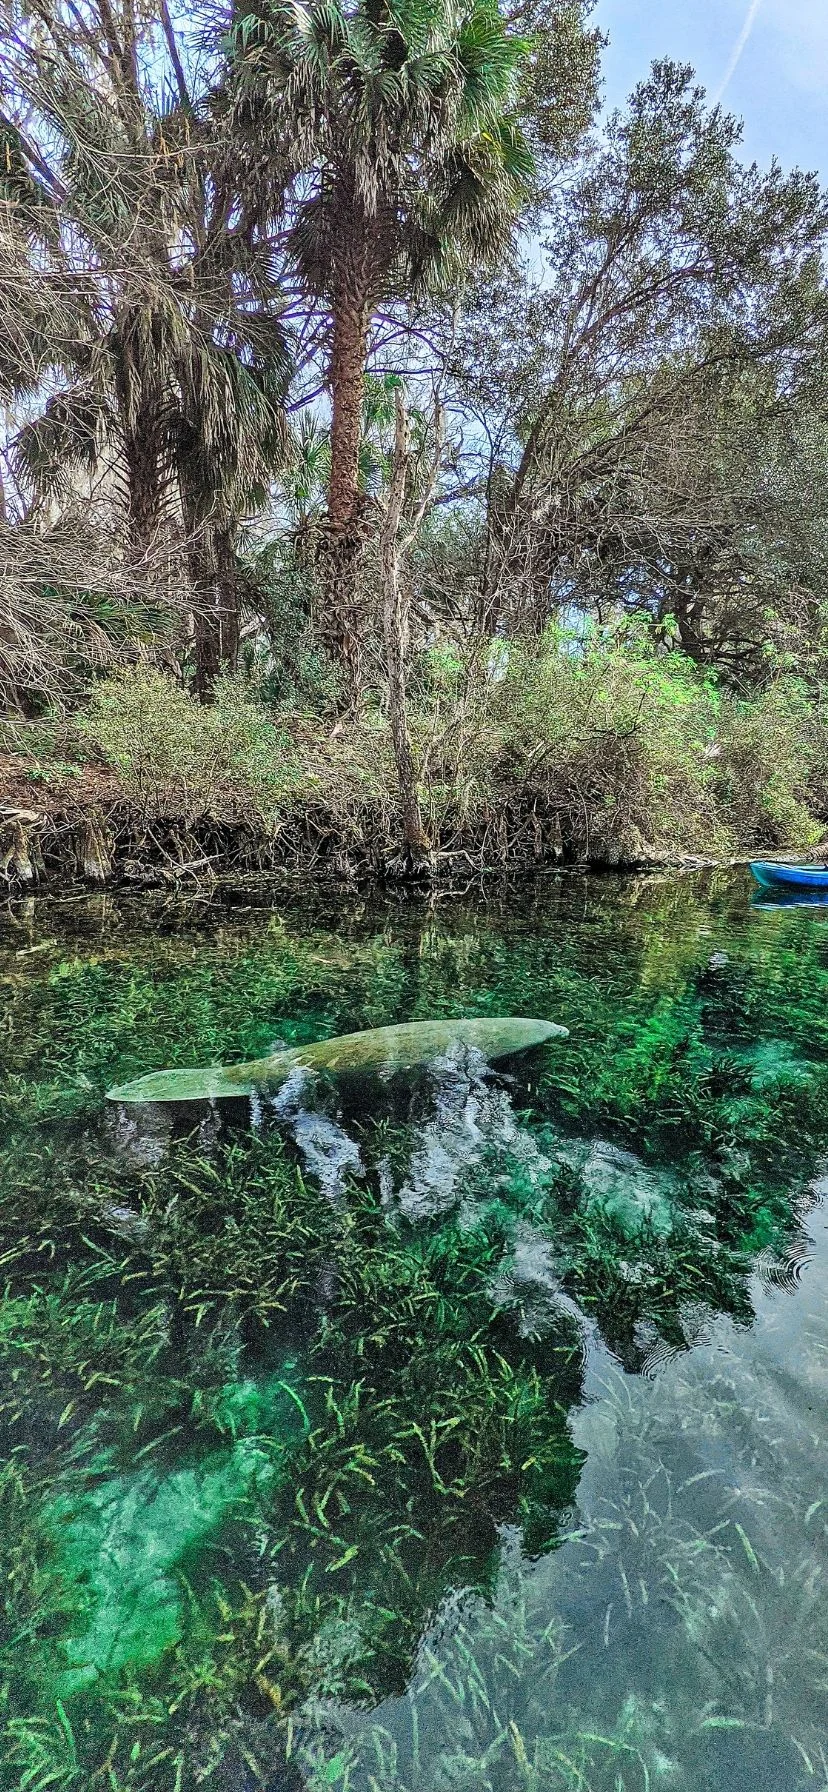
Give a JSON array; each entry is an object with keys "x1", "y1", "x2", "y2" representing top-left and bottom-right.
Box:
[{"x1": 750, "y1": 860, "x2": 828, "y2": 891}]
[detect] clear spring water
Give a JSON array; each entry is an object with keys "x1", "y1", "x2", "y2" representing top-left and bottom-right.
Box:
[{"x1": 0, "y1": 868, "x2": 827, "y2": 1790}]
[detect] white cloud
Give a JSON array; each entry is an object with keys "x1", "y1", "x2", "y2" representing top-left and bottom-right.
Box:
[{"x1": 713, "y1": 0, "x2": 763, "y2": 103}]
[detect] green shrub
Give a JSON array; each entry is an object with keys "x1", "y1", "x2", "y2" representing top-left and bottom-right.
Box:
[
  {"x1": 78, "y1": 669, "x2": 299, "y2": 825},
  {"x1": 63, "y1": 635, "x2": 828, "y2": 859},
  {"x1": 406, "y1": 627, "x2": 828, "y2": 859},
  {"x1": 412, "y1": 625, "x2": 726, "y2": 859},
  {"x1": 242, "y1": 542, "x2": 343, "y2": 714},
  {"x1": 716, "y1": 678, "x2": 827, "y2": 847}
]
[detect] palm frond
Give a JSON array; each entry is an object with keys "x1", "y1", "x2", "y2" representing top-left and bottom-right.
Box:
[{"x1": 13, "y1": 388, "x2": 115, "y2": 499}]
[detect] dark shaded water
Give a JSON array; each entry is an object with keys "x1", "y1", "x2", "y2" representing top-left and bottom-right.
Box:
[{"x1": 0, "y1": 869, "x2": 827, "y2": 1790}]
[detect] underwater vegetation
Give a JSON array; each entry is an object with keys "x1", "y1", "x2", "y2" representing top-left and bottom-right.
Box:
[
  {"x1": 294, "y1": 1266, "x2": 828, "y2": 1792},
  {"x1": 1, "y1": 871, "x2": 828, "y2": 1789}
]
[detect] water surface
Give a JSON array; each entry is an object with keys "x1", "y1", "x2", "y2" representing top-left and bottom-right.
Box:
[{"x1": 1, "y1": 869, "x2": 827, "y2": 1790}]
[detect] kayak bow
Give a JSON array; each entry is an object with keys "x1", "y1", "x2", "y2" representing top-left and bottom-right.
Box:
[{"x1": 750, "y1": 861, "x2": 828, "y2": 891}]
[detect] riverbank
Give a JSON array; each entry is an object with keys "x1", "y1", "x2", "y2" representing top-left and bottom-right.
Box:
[
  {"x1": 0, "y1": 773, "x2": 668, "y2": 892},
  {"x1": 0, "y1": 750, "x2": 822, "y2": 894},
  {"x1": 3, "y1": 654, "x2": 827, "y2": 890}
]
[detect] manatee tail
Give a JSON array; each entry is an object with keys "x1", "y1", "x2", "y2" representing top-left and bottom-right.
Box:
[{"x1": 107, "y1": 1064, "x2": 262, "y2": 1104}]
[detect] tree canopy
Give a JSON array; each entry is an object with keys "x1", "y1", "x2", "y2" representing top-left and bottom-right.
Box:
[{"x1": 2, "y1": 1, "x2": 828, "y2": 809}]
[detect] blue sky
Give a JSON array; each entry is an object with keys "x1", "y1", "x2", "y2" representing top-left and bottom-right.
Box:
[{"x1": 597, "y1": 0, "x2": 828, "y2": 177}]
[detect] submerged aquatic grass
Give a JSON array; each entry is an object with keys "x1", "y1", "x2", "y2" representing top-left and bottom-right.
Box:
[{"x1": 1, "y1": 873, "x2": 827, "y2": 1788}]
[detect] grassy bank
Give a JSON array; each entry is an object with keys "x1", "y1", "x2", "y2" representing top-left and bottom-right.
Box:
[{"x1": 2, "y1": 634, "x2": 828, "y2": 887}]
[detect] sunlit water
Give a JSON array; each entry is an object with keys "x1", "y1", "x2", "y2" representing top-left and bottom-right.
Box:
[{"x1": 1, "y1": 869, "x2": 827, "y2": 1790}]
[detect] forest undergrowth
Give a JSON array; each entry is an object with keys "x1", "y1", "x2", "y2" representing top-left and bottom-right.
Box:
[{"x1": 4, "y1": 631, "x2": 828, "y2": 886}]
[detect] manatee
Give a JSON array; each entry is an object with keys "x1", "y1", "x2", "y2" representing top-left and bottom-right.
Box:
[{"x1": 107, "y1": 1016, "x2": 567, "y2": 1105}]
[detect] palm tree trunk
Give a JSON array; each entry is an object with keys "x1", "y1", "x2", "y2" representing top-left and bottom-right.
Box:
[
  {"x1": 125, "y1": 406, "x2": 165, "y2": 555},
  {"x1": 189, "y1": 523, "x2": 240, "y2": 701},
  {"x1": 328, "y1": 296, "x2": 369, "y2": 528},
  {"x1": 321, "y1": 291, "x2": 370, "y2": 697}
]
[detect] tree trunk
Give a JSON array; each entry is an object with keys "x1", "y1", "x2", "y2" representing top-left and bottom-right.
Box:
[
  {"x1": 384, "y1": 553, "x2": 429, "y2": 866},
  {"x1": 380, "y1": 390, "x2": 430, "y2": 873},
  {"x1": 328, "y1": 297, "x2": 369, "y2": 531},
  {"x1": 124, "y1": 393, "x2": 167, "y2": 556},
  {"x1": 214, "y1": 527, "x2": 240, "y2": 669},
  {"x1": 671, "y1": 580, "x2": 706, "y2": 663},
  {"x1": 189, "y1": 524, "x2": 239, "y2": 701},
  {"x1": 320, "y1": 291, "x2": 371, "y2": 698}
]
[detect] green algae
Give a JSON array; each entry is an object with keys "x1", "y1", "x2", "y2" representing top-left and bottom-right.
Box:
[
  {"x1": 43, "y1": 1373, "x2": 304, "y2": 1697},
  {"x1": 50, "y1": 1457, "x2": 252, "y2": 1693},
  {"x1": 722, "y1": 1036, "x2": 814, "y2": 1090}
]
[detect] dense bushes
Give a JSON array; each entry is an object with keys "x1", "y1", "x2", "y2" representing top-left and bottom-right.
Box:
[
  {"x1": 40, "y1": 633, "x2": 828, "y2": 868},
  {"x1": 451, "y1": 629, "x2": 828, "y2": 860},
  {"x1": 79, "y1": 670, "x2": 300, "y2": 826},
  {"x1": 426, "y1": 629, "x2": 727, "y2": 860},
  {"x1": 716, "y1": 679, "x2": 828, "y2": 847}
]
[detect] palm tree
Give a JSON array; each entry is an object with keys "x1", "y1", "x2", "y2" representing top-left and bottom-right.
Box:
[
  {"x1": 228, "y1": 0, "x2": 536, "y2": 690},
  {"x1": 176, "y1": 327, "x2": 291, "y2": 692},
  {"x1": 1, "y1": 0, "x2": 292, "y2": 694}
]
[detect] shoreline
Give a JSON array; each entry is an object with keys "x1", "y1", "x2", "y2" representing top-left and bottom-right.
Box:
[{"x1": 0, "y1": 777, "x2": 788, "y2": 896}]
